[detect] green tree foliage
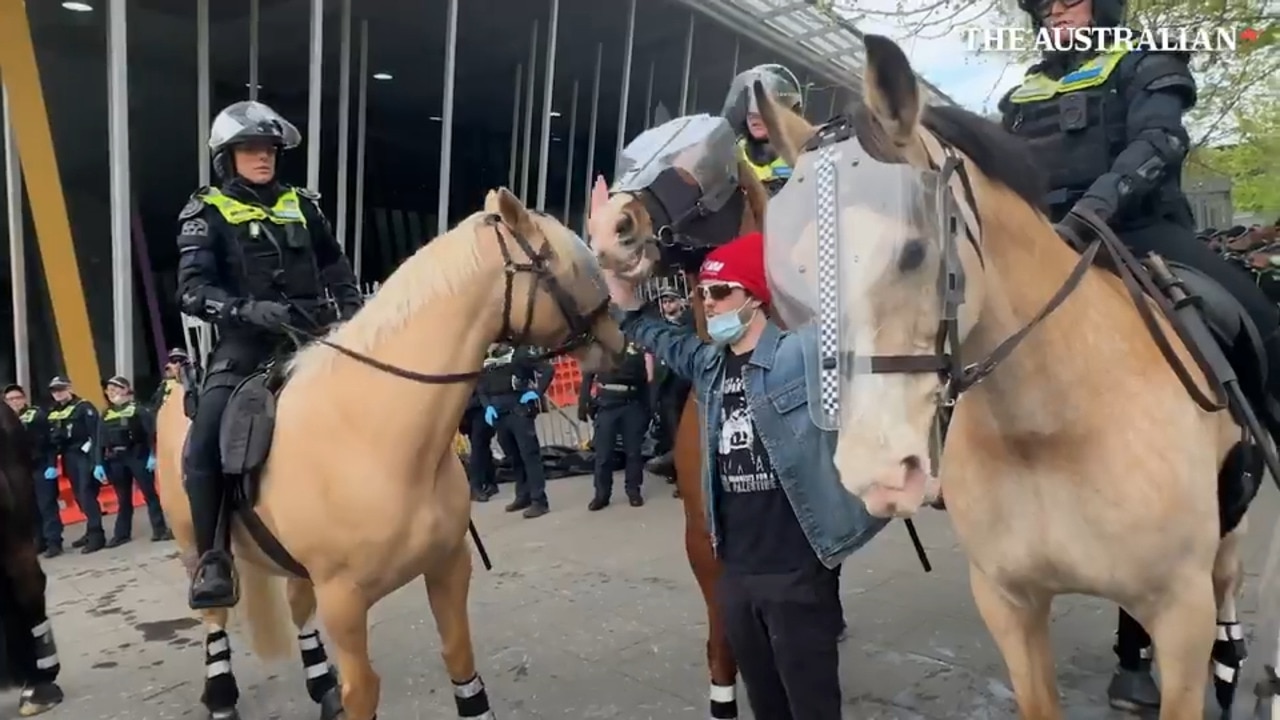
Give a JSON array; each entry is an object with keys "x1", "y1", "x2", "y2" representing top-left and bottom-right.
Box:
[{"x1": 1189, "y1": 91, "x2": 1280, "y2": 215}]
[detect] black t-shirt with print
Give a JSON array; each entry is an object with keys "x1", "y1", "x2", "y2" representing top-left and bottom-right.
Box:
[{"x1": 714, "y1": 348, "x2": 818, "y2": 574}]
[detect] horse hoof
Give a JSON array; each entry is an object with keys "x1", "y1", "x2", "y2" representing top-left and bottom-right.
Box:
[
  {"x1": 208, "y1": 709, "x2": 240, "y2": 720},
  {"x1": 17, "y1": 682, "x2": 64, "y2": 716},
  {"x1": 318, "y1": 686, "x2": 344, "y2": 720}
]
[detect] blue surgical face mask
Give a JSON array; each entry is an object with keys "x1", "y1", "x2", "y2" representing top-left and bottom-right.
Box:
[{"x1": 707, "y1": 301, "x2": 757, "y2": 346}]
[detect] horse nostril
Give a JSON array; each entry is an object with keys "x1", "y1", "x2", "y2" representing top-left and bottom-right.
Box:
[{"x1": 615, "y1": 215, "x2": 635, "y2": 244}]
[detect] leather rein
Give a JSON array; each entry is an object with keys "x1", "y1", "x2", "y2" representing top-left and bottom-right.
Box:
[{"x1": 283, "y1": 213, "x2": 611, "y2": 384}]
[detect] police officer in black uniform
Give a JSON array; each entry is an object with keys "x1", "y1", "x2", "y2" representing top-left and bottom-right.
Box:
[
  {"x1": 721, "y1": 64, "x2": 805, "y2": 197},
  {"x1": 177, "y1": 100, "x2": 363, "y2": 609},
  {"x1": 476, "y1": 344, "x2": 554, "y2": 518},
  {"x1": 1003, "y1": 0, "x2": 1280, "y2": 710},
  {"x1": 645, "y1": 286, "x2": 693, "y2": 486},
  {"x1": 4, "y1": 383, "x2": 63, "y2": 557},
  {"x1": 94, "y1": 376, "x2": 172, "y2": 547},
  {"x1": 579, "y1": 340, "x2": 652, "y2": 510},
  {"x1": 151, "y1": 347, "x2": 193, "y2": 410},
  {"x1": 45, "y1": 376, "x2": 105, "y2": 554},
  {"x1": 463, "y1": 346, "x2": 508, "y2": 502}
]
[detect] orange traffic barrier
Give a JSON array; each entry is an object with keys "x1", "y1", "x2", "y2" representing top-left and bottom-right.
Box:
[
  {"x1": 53, "y1": 458, "x2": 148, "y2": 526},
  {"x1": 545, "y1": 356, "x2": 584, "y2": 408}
]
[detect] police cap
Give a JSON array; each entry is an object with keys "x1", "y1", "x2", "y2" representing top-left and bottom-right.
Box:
[{"x1": 47, "y1": 376, "x2": 71, "y2": 390}]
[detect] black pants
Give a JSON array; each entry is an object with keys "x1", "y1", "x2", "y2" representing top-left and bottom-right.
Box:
[
  {"x1": 105, "y1": 447, "x2": 167, "y2": 540},
  {"x1": 652, "y1": 376, "x2": 690, "y2": 457},
  {"x1": 30, "y1": 469, "x2": 63, "y2": 548},
  {"x1": 466, "y1": 410, "x2": 497, "y2": 493},
  {"x1": 495, "y1": 410, "x2": 547, "y2": 506},
  {"x1": 591, "y1": 400, "x2": 648, "y2": 499},
  {"x1": 61, "y1": 451, "x2": 103, "y2": 539},
  {"x1": 716, "y1": 563, "x2": 844, "y2": 720},
  {"x1": 184, "y1": 337, "x2": 270, "y2": 556}
]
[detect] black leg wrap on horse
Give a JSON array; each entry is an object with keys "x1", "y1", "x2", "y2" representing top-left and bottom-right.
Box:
[
  {"x1": 200, "y1": 628, "x2": 239, "y2": 713},
  {"x1": 452, "y1": 674, "x2": 494, "y2": 719},
  {"x1": 299, "y1": 628, "x2": 338, "y2": 702},
  {"x1": 28, "y1": 617, "x2": 60, "y2": 684},
  {"x1": 1213, "y1": 621, "x2": 1248, "y2": 710}
]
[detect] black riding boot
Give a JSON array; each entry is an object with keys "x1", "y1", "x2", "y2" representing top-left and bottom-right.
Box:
[{"x1": 187, "y1": 470, "x2": 239, "y2": 610}]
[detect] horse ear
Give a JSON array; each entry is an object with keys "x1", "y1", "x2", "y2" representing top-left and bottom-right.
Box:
[
  {"x1": 490, "y1": 187, "x2": 538, "y2": 237},
  {"x1": 753, "y1": 80, "x2": 814, "y2": 167},
  {"x1": 862, "y1": 34, "x2": 922, "y2": 147}
]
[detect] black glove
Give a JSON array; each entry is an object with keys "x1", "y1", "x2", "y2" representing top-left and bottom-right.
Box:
[
  {"x1": 234, "y1": 300, "x2": 292, "y2": 330},
  {"x1": 577, "y1": 404, "x2": 590, "y2": 423},
  {"x1": 1053, "y1": 201, "x2": 1107, "y2": 251}
]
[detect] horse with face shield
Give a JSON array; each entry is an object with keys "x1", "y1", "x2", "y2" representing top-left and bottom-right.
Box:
[
  {"x1": 590, "y1": 113, "x2": 772, "y2": 720},
  {"x1": 758, "y1": 35, "x2": 1279, "y2": 720}
]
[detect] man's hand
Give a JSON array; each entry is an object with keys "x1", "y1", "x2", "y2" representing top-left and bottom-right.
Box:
[
  {"x1": 603, "y1": 268, "x2": 642, "y2": 311},
  {"x1": 234, "y1": 300, "x2": 292, "y2": 330}
]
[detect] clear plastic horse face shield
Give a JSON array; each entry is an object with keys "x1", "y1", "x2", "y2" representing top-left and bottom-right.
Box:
[
  {"x1": 764, "y1": 134, "x2": 958, "y2": 429},
  {"x1": 610, "y1": 114, "x2": 740, "y2": 217}
]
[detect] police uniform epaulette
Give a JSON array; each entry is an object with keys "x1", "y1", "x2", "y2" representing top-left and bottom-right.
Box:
[
  {"x1": 294, "y1": 186, "x2": 321, "y2": 201},
  {"x1": 179, "y1": 186, "x2": 213, "y2": 220}
]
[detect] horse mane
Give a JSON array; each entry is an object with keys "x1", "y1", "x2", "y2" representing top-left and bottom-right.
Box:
[
  {"x1": 918, "y1": 105, "x2": 1049, "y2": 215},
  {"x1": 288, "y1": 211, "x2": 490, "y2": 378},
  {"x1": 736, "y1": 158, "x2": 770, "y2": 230}
]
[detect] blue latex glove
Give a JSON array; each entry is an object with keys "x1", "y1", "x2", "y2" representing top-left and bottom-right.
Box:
[
  {"x1": 519, "y1": 391, "x2": 540, "y2": 405},
  {"x1": 484, "y1": 406, "x2": 498, "y2": 426},
  {"x1": 43, "y1": 466, "x2": 58, "y2": 481},
  {"x1": 93, "y1": 465, "x2": 107, "y2": 483},
  {"x1": 146, "y1": 454, "x2": 157, "y2": 472}
]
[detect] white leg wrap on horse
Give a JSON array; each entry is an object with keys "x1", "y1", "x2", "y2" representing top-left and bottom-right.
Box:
[
  {"x1": 205, "y1": 629, "x2": 233, "y2": 678},
  {"x1": 30, "y1": 618, "x2": 59, "y2": 672},
  {"x1": 710, "y1": 682, "x2": 738, "y2": 719},
  {"x1": 1212, "y1": 619, "x2": 1247, "y2": 709}
]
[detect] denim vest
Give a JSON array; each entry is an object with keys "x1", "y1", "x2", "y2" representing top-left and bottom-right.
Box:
[{"x1": 618, "y1": 310, "x2": 890, "y2": 568}]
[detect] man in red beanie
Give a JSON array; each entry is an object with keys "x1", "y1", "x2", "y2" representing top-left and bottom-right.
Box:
[{"x1": 603, "y1": 230, "x2": 889, "y2": 720}]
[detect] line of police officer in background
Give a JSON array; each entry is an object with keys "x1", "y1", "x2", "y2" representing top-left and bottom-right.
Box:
[{"x1": 2, "y1": 351, "x2": 189, "y2": 558}]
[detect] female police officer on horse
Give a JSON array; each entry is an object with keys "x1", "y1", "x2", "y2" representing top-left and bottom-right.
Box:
[{"x1": 175, "y1": 100, "x2": 363, "y2": 610}]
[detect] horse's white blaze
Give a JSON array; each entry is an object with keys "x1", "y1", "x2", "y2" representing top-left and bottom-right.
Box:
[{"x1": 830, "y1": 204, "x2": 946, "y2": 518}]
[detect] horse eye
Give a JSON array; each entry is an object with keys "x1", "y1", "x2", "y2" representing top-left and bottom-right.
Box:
[
  {"x1": 898, "y1": 239, "x2": 927, "y2": 273},
  {"x1": 615, "y1": 214, "x2": 635, "y2": 237}
]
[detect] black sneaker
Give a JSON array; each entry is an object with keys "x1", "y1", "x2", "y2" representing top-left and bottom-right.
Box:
[
  {"x1": 80, "y1": 535, "x2": 106, "y2": 554},
  {"x1": 42, "y1": 545, "x2": 63, "y2": 559},
  {"x1": 70, "y1": 536, "x2": 87, "y2": 549},
  {"x1": 106, "y1": 536, "x2": 131, "y2": 549},
  {"x1": 18, "y1": 681, "x2": 64, "y2": 716},
  {"x1": 628, "y1": 495, "x2": 644, "y2": 507},
  {"x1": 588, "y1": 497, "x2": 609, "y2": 511},
  {"x1": 189, "y1": 550, "x2": 239, "y2": 610},
  {"x1": 505, "y1": 498, "x2": 531, "y2": 513},
  {"x1": 522, "y1": 504, "x2": 549, "y2": 519},
  {"x1": 152, "y1": 528, "x2": 174, "y2": 542}
]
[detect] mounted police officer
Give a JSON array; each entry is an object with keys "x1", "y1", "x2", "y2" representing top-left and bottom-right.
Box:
[
  {"x1": 95, "y1": 376, "x2": 171, "y2": 547},
  {"x1": 1002, "y1": 0, "x2": 1280, "y2": 710},
  {"x1": 177, "y1": 100, "x2": 363, "y2": 610},
  {"x1": 45, "y1": 376, "x2": 105, "y2": 554},
  {"x1": 578, "y1": 339, "x2": 653, "y2": 510},
  {"x1": 4, "y1": 383, "x2": 63, "y2": 557},
  {"x1": 721, "y1": 63, "x2": 805, "y2": 196},
  {"x1": 151, "y1": 347, "x2": 193, "y2": 410},
  {"x1": 476, "y1": 344, "x2": 554, "y2": 518}
]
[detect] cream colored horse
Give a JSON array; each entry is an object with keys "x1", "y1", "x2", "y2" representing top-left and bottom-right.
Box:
[
  {"x1": 156, "y1": 188, "x2": 624, "y2": 720},
  {"x1": 754, "y1": 36, "x2": 1252, "y2": 719}
]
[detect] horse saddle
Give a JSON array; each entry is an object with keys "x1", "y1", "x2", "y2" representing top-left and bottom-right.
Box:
[{"x1": 218, "y1": 365, "x2": 288, "y2": 505}]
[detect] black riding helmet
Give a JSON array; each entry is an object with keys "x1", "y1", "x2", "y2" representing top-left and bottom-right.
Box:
[
  {"x1": 208, "y1": 100, "x2": 302, "y2": 182},
  {"x1": 1017, "y1": 0, "x2": 1126, "y2": 27},
  {"x1": 721, "y1": 64, "x2": 805, "y2": 136}
]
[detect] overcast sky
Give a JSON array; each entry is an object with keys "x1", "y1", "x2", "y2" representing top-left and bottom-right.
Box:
[{"x1": 836, "y1": 0, "x2": 1027, "y2": 113}]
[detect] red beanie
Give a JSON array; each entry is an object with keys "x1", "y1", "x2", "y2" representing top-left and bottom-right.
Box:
[{"x1": 698, "y1": 231, "x2": 771, "y2": 305}]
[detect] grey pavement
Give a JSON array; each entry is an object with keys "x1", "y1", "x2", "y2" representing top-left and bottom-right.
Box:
[{"x1": 5, "y1": 473, "x2": 1278, "y2": 719}]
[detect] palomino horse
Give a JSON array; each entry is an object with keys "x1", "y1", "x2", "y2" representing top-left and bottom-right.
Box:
[
  {"x1": 587, "y1": 114, "x2": 770, "y2": 719},
  {"x1": 0, "y1": 403, "x2": 64, "y2": 716},
  {"x1": 156, "y1": 188, "x2": 625, "y2": 720},
  {"x1": 755, "y1": 35, "x2": 1267, "y2": 718}
]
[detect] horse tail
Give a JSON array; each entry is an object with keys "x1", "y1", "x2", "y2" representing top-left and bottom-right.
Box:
[{"x1": 234, "y1": 557, "x2": 294, "y2": 662}]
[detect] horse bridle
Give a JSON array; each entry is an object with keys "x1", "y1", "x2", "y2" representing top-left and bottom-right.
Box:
[
  {"x1": 625, "y1": 169, "x2": 747, "y2": 270},
  {"x1": 288, "y1": 212, "x2": 611, "y2": 384},
  {"x1": 803, "y1": 116, "x2": 1103, "y2": 474}
]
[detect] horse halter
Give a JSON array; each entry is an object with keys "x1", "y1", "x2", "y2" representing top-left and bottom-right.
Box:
[
  {"x1": 293, "y1": 213, "x2": 611, "y2": 385},
  {"x1": 824, "y1": 120, "x2": 1101, "y2": 473}
]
